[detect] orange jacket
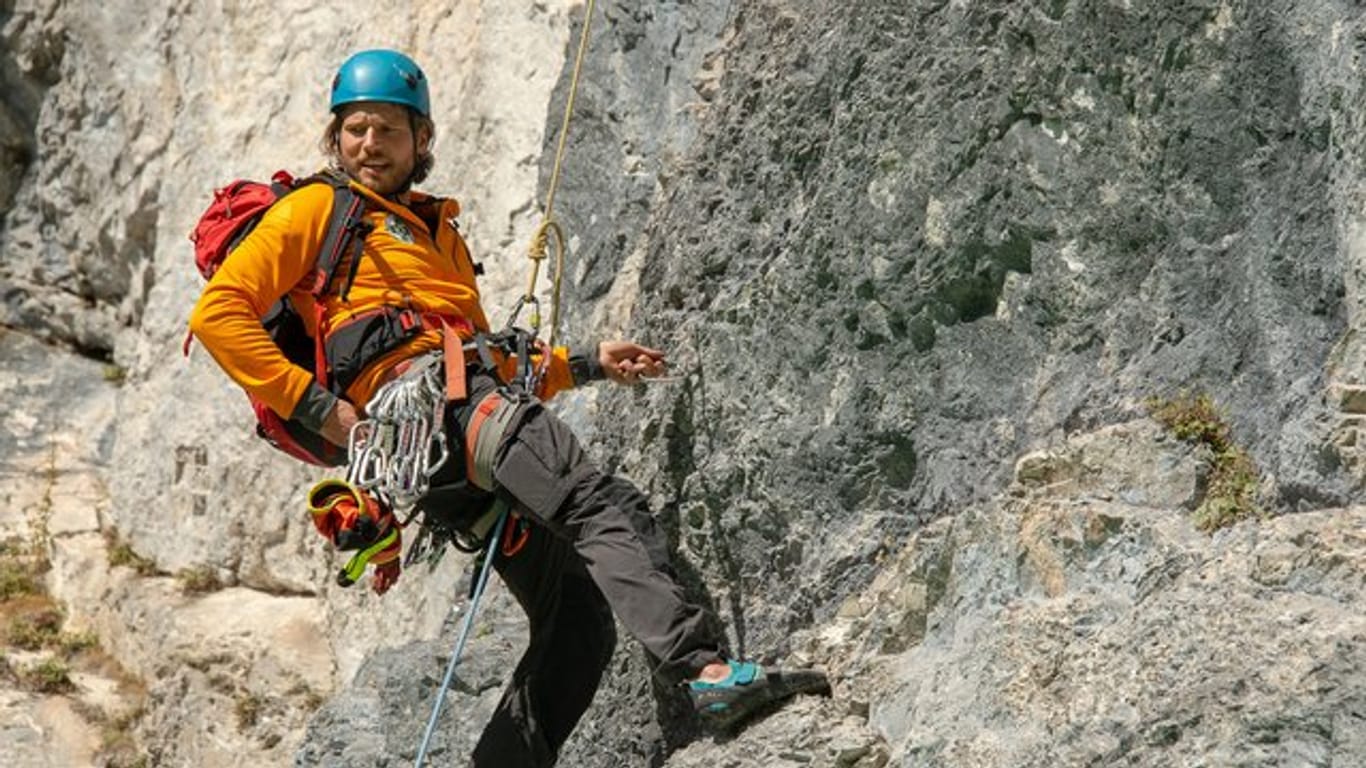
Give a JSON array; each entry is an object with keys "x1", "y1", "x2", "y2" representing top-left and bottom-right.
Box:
[{"x1": 188, "y1": 179, "x2": 574, "y2": 421}]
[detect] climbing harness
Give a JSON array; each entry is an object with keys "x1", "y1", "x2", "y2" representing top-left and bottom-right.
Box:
[
  {"x1": 333, "y1": 337, "x2": 501, "y2": 579},
  {"x1": 334, "y1": 327, "x2": 539, "y2": 582},
  {"x1": 464, "y1": 389, "x2": 521, "y2": 491}
]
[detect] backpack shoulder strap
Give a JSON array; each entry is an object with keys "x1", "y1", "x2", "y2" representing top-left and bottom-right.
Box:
[
  {"x1": 282, "y1": 171, "x2": 374, "y2": 393},
  {"x1": 295, "y1": 171, "x2": 373, "y2": 301}
]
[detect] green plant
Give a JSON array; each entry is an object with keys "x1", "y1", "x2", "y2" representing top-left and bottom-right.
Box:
[
  {"x1": 1149, "y1": 393, "x2": 1229, "y2": 448},
  {"x1": 7, "y1": 609, "x2": 63, "y2": 650},
  {"x1": 0, "y1": 561, "x2": 38, "y2": 601},
  {"x1": 0, "y1": 536, "x2": 47, "y2": 601},
  {"x1": 1148, "y1": 392, "x2": 1263, "y2": 531},
  {"x1": 106, "y1": 534, "x2": 157, "y2": 576},
  {"x1": 58, "y1": 629, "x2": 99, "y2": 654},
  {"x1": 20, "y1": 657, "x2": 75, "y2": 694},
  {"x1": 1196, "y1": 445, "x2": 1262, "y2": 531},
  {"x1": 176, "y1": 566, "x2": 223, "y2": 595}
]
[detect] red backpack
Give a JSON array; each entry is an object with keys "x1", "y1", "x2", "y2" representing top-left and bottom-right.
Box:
[{"x1": 187, "y1": 170, "x2": 373, "y2": 466}]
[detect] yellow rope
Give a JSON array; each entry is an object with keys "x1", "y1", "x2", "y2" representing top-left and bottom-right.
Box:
[{"x1": 521, "y1": 0, "x2": 596, "y2": 349}]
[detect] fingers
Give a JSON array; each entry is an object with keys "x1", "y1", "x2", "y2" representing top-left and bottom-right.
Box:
[
  {"x1": 625, "y1": 342, "x2": 666, "y2": 361},
  {"x1": 615, "y1": 353, "x2": 667, "y2": 379},
  {"x1": 600, "y1": 340, "x2": 668, "y2": 385},
  {"x1": 600, "y1": 340, "x2": 665, "y2": 363}
]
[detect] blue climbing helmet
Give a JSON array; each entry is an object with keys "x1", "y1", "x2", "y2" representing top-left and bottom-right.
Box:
[{"x1": 330, "y1": 49, "x2": 431, "y2": 117}]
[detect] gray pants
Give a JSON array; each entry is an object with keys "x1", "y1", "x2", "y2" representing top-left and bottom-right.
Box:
[{"x1": 428, "y1": 373, "x2": 724, "y2": 766}]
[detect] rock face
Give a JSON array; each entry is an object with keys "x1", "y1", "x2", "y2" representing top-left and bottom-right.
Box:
[
  {"x1": 858, "y1": 422, "x2": 1366, "y2": 766},
  {"x1": 2, "y1": 1, "x2": 576, "y2": 765},
  {"x1": 2, "y1": 0, "x2": 1366, "y2": 766}
]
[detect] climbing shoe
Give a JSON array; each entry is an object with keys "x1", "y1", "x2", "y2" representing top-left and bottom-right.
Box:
[{"x1": 688, "y1": 660, "x2": 831, "y2": 731}]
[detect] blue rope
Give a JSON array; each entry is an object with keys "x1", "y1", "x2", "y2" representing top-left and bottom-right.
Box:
[{"x1": 413, "y1": 504, "x2": 509, "y2": 767}]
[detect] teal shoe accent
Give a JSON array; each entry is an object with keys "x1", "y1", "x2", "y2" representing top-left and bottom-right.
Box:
[
  {"x1": 688, "y1": 660, "x2": 761, "y2": 693},
  {"x1": 687, "y1": 660, "x2": 831, "y2": 731}
]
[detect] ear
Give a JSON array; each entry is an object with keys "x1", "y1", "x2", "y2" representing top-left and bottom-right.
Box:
[{"x1": 416, "y1": 123, "x2": 433, "y2": 154}]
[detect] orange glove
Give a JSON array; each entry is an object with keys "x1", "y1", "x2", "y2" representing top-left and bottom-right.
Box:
[{"x1": 307, "y1": 479, "x2": 402, "y2": 594}]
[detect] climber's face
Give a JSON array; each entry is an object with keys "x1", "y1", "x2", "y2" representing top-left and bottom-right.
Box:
[{"x1": 336, "y1": 102, "x2": 430, "y2": 196}]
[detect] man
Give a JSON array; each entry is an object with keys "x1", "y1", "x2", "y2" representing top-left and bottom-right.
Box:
[{"x1": 189, "y1": 49, "x2": 826, "y2": 765}]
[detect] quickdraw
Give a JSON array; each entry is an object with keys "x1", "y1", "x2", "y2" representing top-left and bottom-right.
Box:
[{"x1": 345, "y1": 353, "x2": 449, "y2": 507}]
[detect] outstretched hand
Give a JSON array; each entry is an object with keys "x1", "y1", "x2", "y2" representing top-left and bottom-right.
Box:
[{"x1": 598, "y1": 341, "x2": 667, "y2": 386}]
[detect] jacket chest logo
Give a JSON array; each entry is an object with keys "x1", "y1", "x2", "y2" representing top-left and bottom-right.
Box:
[{"x1": 384, "y1": 214, "x2": 416, "y2": 245}]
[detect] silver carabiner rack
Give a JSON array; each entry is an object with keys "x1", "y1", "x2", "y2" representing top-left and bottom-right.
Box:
[{"x1": 345, "y1": 353, "x2": 450, "y2": 508}]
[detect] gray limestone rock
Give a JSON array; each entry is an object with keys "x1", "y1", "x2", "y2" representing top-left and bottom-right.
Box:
[
  {"x1": 853, "y1": 421, "x2": 1366, "y2": 767},
  {"x1": 3, "y1": 0, "x2": 1366, "y2": 766},
  {"x1": 519, "y1": 0, "x2": 1366, "y2": 764}
]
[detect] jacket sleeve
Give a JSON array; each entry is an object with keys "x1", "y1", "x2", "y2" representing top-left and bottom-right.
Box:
[
  {"x1": 540, "y1": 345, "x2": 576, "y2": 399},
  {"x1": 187, "y1": 185, "x2": 333, "y2": 420}
]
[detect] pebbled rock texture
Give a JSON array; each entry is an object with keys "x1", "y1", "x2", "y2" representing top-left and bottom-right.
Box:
[
  {"x1": 306, "y1": 1, "x2": 1366, "y2": 766},
  {"x1": 3, "y1": 0, "x2": 1366, "y2": 766}
]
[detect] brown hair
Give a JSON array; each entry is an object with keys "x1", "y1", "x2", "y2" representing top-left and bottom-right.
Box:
[{"x1": 319, "y1": 109, "x2": 436, "y2": 187}]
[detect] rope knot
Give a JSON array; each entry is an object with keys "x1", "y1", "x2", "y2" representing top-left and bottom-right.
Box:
[{"x1": 526, "y1": 219, "x2": 553, "y2": 262}]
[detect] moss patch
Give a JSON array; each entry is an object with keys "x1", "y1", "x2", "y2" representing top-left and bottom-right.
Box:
[
  {"x1": 176, "y1": 565, "x2": 224, "y2": 596},
  {"x1": 19, "y1": 657, "x2": 75, "y2": 694},
  {"x1": 1148, "y1": 392, "x2": 1263, "y2": 531},
  {"x1": 105, "y1": 533, "x2": 158, "y2": 576}
]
